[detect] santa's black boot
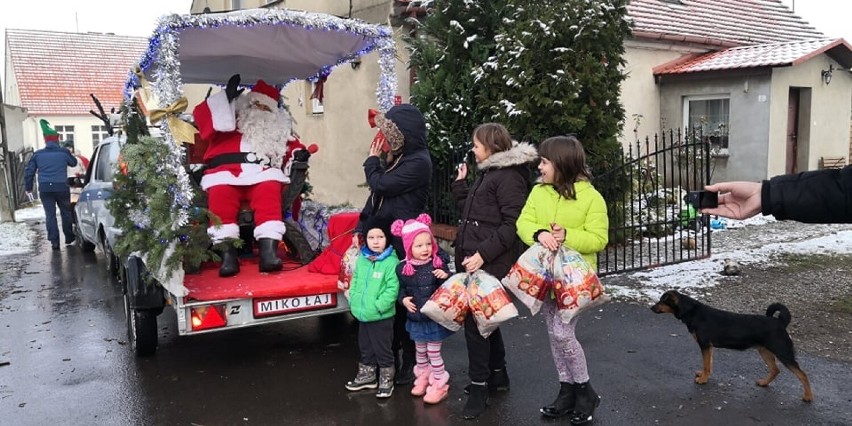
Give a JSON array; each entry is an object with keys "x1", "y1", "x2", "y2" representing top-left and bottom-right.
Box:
[
  {"x1": 218, "y1": 242, "x2": 240, "y2": 277},
  {"x1": 258, "y1": 238, "x2": 283, "y2": 272}
]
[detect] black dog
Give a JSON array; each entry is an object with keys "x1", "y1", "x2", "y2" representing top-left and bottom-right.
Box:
[{"x1": 651, "y1": 290, "x2": 813, "y2": 402}]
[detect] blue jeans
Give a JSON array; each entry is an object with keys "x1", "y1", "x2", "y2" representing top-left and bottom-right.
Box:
[{"x1": 40, "y1": 190, "x2": 74, "y2": 245}]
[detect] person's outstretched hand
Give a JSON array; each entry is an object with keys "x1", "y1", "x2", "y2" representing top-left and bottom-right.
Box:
[
  {"x1": 456, "y1": 163, "x2": 468, "y2": 181},
  {"x1": 701, "y1": 181, "x2": 762, "y2": 220},
  {"x1": 225, "y1": 74, "x2": 244, "y2": 102}
]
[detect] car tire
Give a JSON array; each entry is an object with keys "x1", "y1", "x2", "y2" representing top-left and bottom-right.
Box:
[
  {"x1": 76, "y1": 223, "x2": 96, "y2": 252},
  {"x1": 123, "y1": 257, "x2": 158, "y2": 357},
  {"x1": 102, "y1": 234, "x2": 120, "y2": 278}
]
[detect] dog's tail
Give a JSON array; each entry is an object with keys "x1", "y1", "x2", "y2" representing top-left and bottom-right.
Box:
[{"x1": 766, "y1": 303, "x2": 791, "y2": 327}]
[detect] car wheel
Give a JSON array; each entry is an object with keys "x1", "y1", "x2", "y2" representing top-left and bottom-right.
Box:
[
  {"x1": 76, "y1": 223, "x2": 96, "y2": 252},
  {"x1": 123, "y1": 257, "x2": 158, "y2": 357},
  {"x1": 102, "y1": 234, "x2": 120, "y2": 278}
]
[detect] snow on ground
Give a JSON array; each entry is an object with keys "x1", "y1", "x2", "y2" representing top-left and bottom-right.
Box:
[{"x1": 0, "y1": 206, "x2": 45, "y2": 256}]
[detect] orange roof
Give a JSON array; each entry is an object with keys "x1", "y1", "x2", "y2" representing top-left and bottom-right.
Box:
[
  {"x1": 628, "y1": 0, "x2": 824, "y2": 47},
  {"x1": 654, "y1": 38, "x2": 852, "y2": 75},
  {"x1": 6, "y1": 29, "x2": 148, "y2": 116}
]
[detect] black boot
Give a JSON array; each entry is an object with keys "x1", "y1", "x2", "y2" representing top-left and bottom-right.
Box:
[
  {"x1": 570, "y1": 382, "x2": 601, "y2": 425},
  {"x1": 541, "y1": 382, "x2": 576, "y2": 418},
  {"x1": 464, "y1": 367, "x2": 510, "y2": 394},
  {"x1": 394, "y1": 350, "x2": 416, "y2": 385},
  {"x1": 258, "y1": 238, "x2": 283, "y2": 272},
  {"x1": 376, "y1": 366, "x2": 395, "y2": 398},
  {"x1": 462, "y1": 383, "x2": 489, "y2": 420},
  {"x1": 218, "y1": 242, "x2": 240, "y2": 277}
]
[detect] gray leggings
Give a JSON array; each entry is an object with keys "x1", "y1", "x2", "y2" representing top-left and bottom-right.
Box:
[{"x1": 543, "y1": 299, "x2": 589, "y2": 383}]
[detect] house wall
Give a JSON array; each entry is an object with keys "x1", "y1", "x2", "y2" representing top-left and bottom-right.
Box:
[
  {"x1": 659, "y1": 73, "x2": 773, "y2": 183},
  {"x1": 23, "y1": 115, "x2": 105, "y2": 159},
  {"x1": 621, "y1": 40, "x2": 706, "y2": 149},
  {"x1": 4, "y1": 59, "x2": 20, "y2": 105},
  {"x1": 768, "y1": 56, "x2": 852, "y2": 175},
  {"x1": 3, "y1": 104, "x2": 27, "y2": 152}
]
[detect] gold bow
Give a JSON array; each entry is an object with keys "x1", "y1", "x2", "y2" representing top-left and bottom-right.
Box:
[{"x1": 149, "y1": 97, "x2": 198, "y2": 145}]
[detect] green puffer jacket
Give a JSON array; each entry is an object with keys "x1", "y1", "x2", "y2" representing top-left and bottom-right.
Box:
[
  {"x1": 516, "y1": 182, "x2": 608, "y2": 268},
  {"x1": 349, "y1": 251, "x2": 400, "y2": 322}
]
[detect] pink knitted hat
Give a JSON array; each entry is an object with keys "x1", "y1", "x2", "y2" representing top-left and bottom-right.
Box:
[{"x1": 391, "y1": 213, "x2": 443, "y2": 276}]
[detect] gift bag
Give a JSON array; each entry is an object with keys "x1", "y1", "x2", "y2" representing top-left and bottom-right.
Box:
[
  {"x1": 552, "y1": 248, "x2": 609, "y2": 323},
  {"x1": 501, "y1": 244, "x2": 555, "y2": 315},
  {"x1": 336, "y1": 245, "x2": 359, "y2": 300},
  {"x1": 468, "y1": 271, "x2": 519, "y2": 338},
  {"x1": 421, "y1": 273, "x2": 469, "y2": 332}
]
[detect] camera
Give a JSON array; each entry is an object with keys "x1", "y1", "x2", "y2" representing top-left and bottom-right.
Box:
[{"x1": 686, "y1": 191, "x2": 719, "y2": 209}]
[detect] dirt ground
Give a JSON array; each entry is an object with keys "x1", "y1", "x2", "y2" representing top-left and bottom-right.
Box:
[{"x1": 608, "y1": 220, "x2": 852, "y2": 364}]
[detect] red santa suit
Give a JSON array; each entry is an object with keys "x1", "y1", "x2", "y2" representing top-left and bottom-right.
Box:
[{"x1": 193, "y1": 80, "x2": 296, "y2": 243}]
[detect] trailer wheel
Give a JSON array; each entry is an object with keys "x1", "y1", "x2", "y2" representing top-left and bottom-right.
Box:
[
  {"x1": 283, "y1": 218, "x2": 316, "y2": 265},
  {"x1": 123, "y1": 257, "x2": 159, "y2": 357}
]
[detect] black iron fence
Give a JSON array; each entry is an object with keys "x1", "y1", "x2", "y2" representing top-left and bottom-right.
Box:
[
  {"x1": 427, "y1": 128, "x2": 713, "y2": 276},
  {"x1": 594, "y1": 129, "x2": 712, "y2": 276}
]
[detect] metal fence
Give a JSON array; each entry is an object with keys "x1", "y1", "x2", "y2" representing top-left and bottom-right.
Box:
[
  {"x1": 594, "y1": 129, "x2": 712, "y2": 276},
  {"x1": 427, "y1": 128, "x2": 713, "y2": 276}
]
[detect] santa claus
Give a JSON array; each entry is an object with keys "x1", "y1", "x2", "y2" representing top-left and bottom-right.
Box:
[{"x1": 193, "y1": 74, "x2": 303, "y2": 277}]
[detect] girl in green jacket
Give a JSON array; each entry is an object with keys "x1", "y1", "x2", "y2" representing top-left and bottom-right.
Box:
[
  {"x1": 345, "y1": 216, "x2": 400, "y2": 399},
  {"x1": 516, "y1": 135, "x2": 608, "y2": 425}
]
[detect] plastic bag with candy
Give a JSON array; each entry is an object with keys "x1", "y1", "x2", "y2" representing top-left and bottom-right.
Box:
[
  {"x1": 501, "y1": 244, "x2": 555, "y2": 315},
  {"x1": 421, "y1": 273, "x2": 469, "y2": 332},
  {"x1": 468, "y1": 271, "x2": 518, "y2": 338},
  {"x1": 552, "y1": 248, "x2": 609, "y2": 323},
  {"x1": 336, "y1": 245, "x2": 359, "y2": 300}
]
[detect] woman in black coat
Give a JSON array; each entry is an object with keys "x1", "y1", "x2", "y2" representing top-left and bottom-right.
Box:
[
  {"x1": 354, "y1": 104, "x2": 432, "y2": 385},
  {"x1": 452, "y1": 122, "x2": 538, "y2": 419}
]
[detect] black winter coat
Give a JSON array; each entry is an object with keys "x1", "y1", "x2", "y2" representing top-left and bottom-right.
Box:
[
  {"x1": 762, "y1": 165, "x2": 852, "y2": 223},
  {"x1": 452, "y1": 143, "x2": 538, "y2": 279},
  {"x1": 397, "y1": 249, "x2": 452, "y2": 322}
]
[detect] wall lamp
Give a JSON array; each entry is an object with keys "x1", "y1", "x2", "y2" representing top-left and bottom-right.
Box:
[{"x1": 821, "y1": 64, "x2": 834, "y2": 85}]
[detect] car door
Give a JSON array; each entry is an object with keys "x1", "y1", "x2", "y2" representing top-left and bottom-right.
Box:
[{"x1": 77, "y1": 140, "x2": 114, "y2": 244}]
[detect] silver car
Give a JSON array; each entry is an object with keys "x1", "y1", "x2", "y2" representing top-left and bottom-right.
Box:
[{"x1": 75, "y1": 135, "x2": 124, "y2": 274}]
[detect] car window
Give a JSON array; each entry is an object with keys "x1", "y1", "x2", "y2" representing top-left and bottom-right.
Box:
[{"x1": 94, "y1": 142, "x2": 114, "y2": 182}]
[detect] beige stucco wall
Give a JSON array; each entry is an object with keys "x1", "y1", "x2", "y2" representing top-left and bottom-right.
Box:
[
  {"x1": 22, "y1": 115, "x2": 106, "y2": 158},
  {"x1": 767, "y1": 56, "x2": 852, "y2": 176},
  {"x1": 621, "y1": 40, "x2": 708, "y2": 151}
]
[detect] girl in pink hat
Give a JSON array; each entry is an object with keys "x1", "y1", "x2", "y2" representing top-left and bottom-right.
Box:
[{"x1": 391, "y1": 213, "x2": 453, "y2": 404}]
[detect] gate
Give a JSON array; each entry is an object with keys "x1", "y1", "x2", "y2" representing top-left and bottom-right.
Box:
[
  {"x1": 594, "y1": 129, "x2": 713, "y2": 276},
  {"x1": 8, "y1": 148, "x2": 34, "y2": 208}
]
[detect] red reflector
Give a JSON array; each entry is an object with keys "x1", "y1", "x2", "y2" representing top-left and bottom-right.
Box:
[{"x1": 190, "y1": 304, "x2": 227, "y2": 331}]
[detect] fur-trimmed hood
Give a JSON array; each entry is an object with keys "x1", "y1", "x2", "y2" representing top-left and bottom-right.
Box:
[{"x1": 478, "y1": 142, "x2": 538, "y2": 171}]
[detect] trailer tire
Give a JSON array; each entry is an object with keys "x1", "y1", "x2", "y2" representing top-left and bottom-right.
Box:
[
  {"x1": 283, "y1": 218, "x2": 316, "y2": 265},
  {"x1": 123, "y1": 257, "x2": 159, "y2": 357}
]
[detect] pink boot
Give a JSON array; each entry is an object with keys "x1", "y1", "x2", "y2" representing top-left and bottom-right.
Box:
[
  {"x1": 410, "y1": 365, "x2": 430, "y2": 397},
  {"x1": 423, "y1": 372, "x2": 450, "y2": 404}
]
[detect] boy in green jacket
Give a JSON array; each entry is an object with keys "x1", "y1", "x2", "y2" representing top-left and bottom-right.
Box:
[{"x1": 345, "y1": 216, "x2": 400, "y2": 398}]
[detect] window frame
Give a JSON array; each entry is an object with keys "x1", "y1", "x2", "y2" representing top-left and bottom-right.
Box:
[
  {"x1": 55, "y1": 125, "x2": 75, "y2": 146},
  {"x1": 91, "y1": 125, "x2": 110, "y2": 145},
  {"x1": 682, "y1": 94, "x2": 730, "y2": 150}
]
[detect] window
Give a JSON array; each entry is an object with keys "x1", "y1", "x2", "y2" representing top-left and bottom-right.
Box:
[
  {"x1": 55, "y1": 125, "x2": 75, "y2": 147},
  {"x1": 309, "y1": 81, "x2": 324, "y2": 115},
  {"x1": 683, "y1": 96, "x2": 729, "y2": 148},
  {"x1": 92, "y1": 125, "x2": 110, "y2": 145},
  {"x1": 94, "y1": 142, "x2": 114, "y2": 182}
]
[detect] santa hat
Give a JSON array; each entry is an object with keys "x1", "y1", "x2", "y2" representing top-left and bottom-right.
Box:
[
  {"x1": 248, "y1": 79, "x2": 280, "y2": 110},
  {"x1": 40, "y1": 119, "x2": 60, "y2": 143},
  {"x1": 391, "y1": 213, "x2": 443, "y2": 276}
]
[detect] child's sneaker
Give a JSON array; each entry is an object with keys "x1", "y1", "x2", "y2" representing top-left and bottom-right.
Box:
[
  {"x1": 423, "y1": 372, "x2": 449, "y2": 404},
  {"x1": 410, "y1": 365, "x2": 430, "y2": 397},
  {"x1": 345, "y1": 363, "x2": 377, "y2": 391}
]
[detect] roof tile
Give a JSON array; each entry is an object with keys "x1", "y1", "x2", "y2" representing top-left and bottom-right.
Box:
[{"x1": 6, "y1": 29, "x2": 148, "y2": 116}]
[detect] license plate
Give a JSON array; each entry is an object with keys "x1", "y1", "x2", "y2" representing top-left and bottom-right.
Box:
[{"x1": 253, "y1": 293, "x2": 337, "y2": 318}]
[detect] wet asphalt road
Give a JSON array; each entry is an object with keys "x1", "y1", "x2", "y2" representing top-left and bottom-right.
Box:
[{"x1": 1, "y1": 233, "x2": 851, "y2": 426}]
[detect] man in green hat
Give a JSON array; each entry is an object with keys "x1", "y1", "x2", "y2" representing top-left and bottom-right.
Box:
[{"x1": 24, "y1": 119, "x2": 79, "y2": 250}]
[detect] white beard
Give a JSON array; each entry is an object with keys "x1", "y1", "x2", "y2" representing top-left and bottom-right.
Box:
[{"x1": 236, "y1": 97, "x2": 292, "y2": 169}]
